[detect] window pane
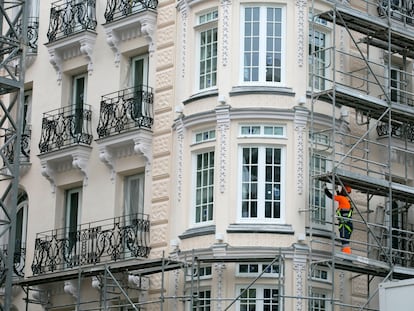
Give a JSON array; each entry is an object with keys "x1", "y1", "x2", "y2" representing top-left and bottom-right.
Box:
[{"x1": 195, "y1": 152, "x2": 215, "y2": 223}]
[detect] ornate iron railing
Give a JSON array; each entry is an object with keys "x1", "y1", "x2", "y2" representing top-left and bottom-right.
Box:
[
  {"x1": 104, "y1": 0, "x2": 158, "y2": 23},
  {"x1": 31, "y1": 214, "x2": 151, "y2": 275},
  {"x1": 3, "y1": 126, "x2": 31, "y2": 166},
  {"x1": 38, "y1": 105, "x2": 93, "y2": 154},
  {"x1": 16, "y1": 17, "x2": 39, "y2": 53},
  {"x1": 378, "y1": 0, "x2": 414, "y2": 24},
  {"x1": 47, "y1": 0, "x2": 97, "y2": 42},
  {"x1": 376, "y1": 121, "x2": 414, "y2": 142},
  {"x1": 97, "y1": 86, "x2": 154, "y2": 138},
  {"x1": 0, "y1": 243, "x2": 26, "y2": 280}
]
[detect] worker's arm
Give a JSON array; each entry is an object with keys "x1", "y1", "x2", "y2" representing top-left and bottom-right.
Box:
[{"x1": 324, "y1": 186, "x2": 333, "y2": 199}]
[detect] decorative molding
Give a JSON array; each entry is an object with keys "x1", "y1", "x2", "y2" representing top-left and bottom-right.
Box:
[
  {"x1": 98, "y1": 145, "x2": 115, "y2": 181},
  {"x1": 176, "y1": 117, "x2": 185, "y2": 202},
  {"x1": 339, "y1": 271, "x2": 345, "y2": 311},
  {"x1": 293, "y1": 262, "x2": 305, "y2": 311},
  {"x1": 40, "y1": 160, "x2": 56, "y2": 193},
  {"x1": 216, "y1": 104, "x2": 230, "y2": 193},
  {"x1": 72, "y1": 150, "x2": 90, "y2": 186},
  {"x1": 91, "y1": 276, "x2": 101, "y2": 290},
  {"x1": 103, "y1": 11, "x2": 157, "y2": 65},
  {"x1": 64, "y1": 280, "x2": 78, "y2": 300},
  {"x1": 296, "y1": 0, "x2": 306, "y2": 67},
  {"x1": 294, "y1": 106, "x2": 309, "y2": 194},
  {"x1": 214, "y1": 263, "x2": 226, "y2": 311},
  {"x1": 128, "y1": 275, "x2": 149, "y2": 290},
  {"x1": 177, "y1": 0, "x2": 188, "y2": 78},
  {"x1": 46, "y1": 31, "x2": 97, "y2": 83},
  {"x1": 221, "y1": 0, "x2": 231, "y2": 66}
]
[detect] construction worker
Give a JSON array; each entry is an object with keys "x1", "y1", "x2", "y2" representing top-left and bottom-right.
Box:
[{"x1": 324, "y1": 184, "x2": 353, "y2": 254}]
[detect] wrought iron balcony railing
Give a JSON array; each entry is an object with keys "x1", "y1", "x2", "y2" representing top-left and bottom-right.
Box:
[
  {"x1": 378, "y1": 0, "x2": 414, "y2": 24},
  {"x1": 3, "y1": 126, "x2": 31, "y2": 167},
  {"x1": 47, "y1": 0, "x2": 97, "y2": 42},
  {"x1": 0, "y1": 242, "x2": 26, "y2": 281},
  {"x1": 97, "y1": 86, "x2": 154, "y2": 138},
  {"x1": 16, "y1": 17, "x2": 39, "y2": 53},
  {"x1": 38, "y1": 105, "x2": 93, "y2": 154},
  {"x1": 104, "y1": 0, "x2": 158, "y2": 23},
  {"x1": 376, "y1": 122, "x2": 414, "y2": 142},
  {"x1": 31, "y1": 214, "x2": 151, "y2": 275}
]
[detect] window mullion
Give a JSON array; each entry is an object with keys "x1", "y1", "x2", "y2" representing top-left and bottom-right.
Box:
[{"x1": 259, "y1": 7, "x2": 266, "y2": 82}]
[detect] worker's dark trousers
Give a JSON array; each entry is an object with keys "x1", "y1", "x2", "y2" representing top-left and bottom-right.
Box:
[{"x1": 339, "y1": 218, "x2": 353, "y2": 245}]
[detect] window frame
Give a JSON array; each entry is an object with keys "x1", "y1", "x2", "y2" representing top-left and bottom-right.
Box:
[
  {"x1": 131, "y1": 54, "x2": 149, "y2": 88},
  {"x1": 240, "y1": 4, "x2": 286, "y2": 86},
  {"x1": 308, "y1": 22, "x2": 330, "y2": 91},
  {"x1": 65, "y1": 187, "x2": 82, "y2": 255},
  {"x1": 236, "y1": 262, "x2": 282, "y2": 278},
  {"x1": 192, "y1": 149, "x2": 215, "y2": 225},
  {"x1": 238, "y1": 145, "x2": 286, "y2": 224},
  {"x1": 195, "y1": 9, "x2": 218, "y2": 92},
  {"x1": 124, "y1": 173, "x2": 145, "y2": 217},
  {"x1": 236, "y1": 285, "x2": 281, "y2": 311},
  {"x1": 309, "y1": 289, "x2": 331, "y2": 311},
  {"x1": 192, "y1": 288, "x2": 212, "y2": 311}
]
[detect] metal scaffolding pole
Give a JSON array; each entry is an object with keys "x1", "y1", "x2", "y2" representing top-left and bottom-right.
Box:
[{"x1": 0, "y1": 1, "x2": 27, "y2": 310}]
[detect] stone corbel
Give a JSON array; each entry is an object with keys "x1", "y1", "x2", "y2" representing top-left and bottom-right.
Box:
[
  {"x1": 128, "y1": 275, "x2": 149, "y2": 290},
  {"x1": 79, "y1": 36, "x2": 96, "y2": 75},
  {"x1": 98, "y1": 145, "x2": 115, "y2": 181},
  {"x1": 64, "y1": 280, "x2": 78, "y2": 300},
  {"x1": 91, "y1": 276, "x2": 101, "y2": 291},
  {"x1": 141, "y1": 14, "x2": 157, "y2": 53},
  {"x1": 133, "y1": 135, "x2": 152, "y2": 174},
  {"x1": 48, "y1": 49, "x2": 63, "y2": 84},
  {"x1": 72, "y1": 151, "x2": 90, "y2": 186},
  {"x1": 105, "y1": 28, "x2": 121, "y2": 66},
  {"x1": 32, "y1": 285, "x2": 49, "y2": 310},
  {"x1": 40, "y1": 160, "x2": 56, "y2": 193}
]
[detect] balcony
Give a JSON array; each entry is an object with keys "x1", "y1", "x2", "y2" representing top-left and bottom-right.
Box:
[
  {"x1": 96, "y1": 86, "x2": 153, "y2": 178},
  {"x1": 38, "y1": 105, "x2": 93, "y2": 191},
  {"x1": 31, "y1": 214, "x2": 151, "y2": 275},
  {"x1": 46, "y1": 0, "x2": 97, "y2": 81},
  {"x1": 1, "y1": 127, "x2": 31, "y2": 177},
  {"x1": 103, "y1": 0, "x2": 157, "y2": 65},
  {"x1": 0, "y1": 243, "x2": 26, "y2": 280},
  {"x1": 378, "y1": 0, "x2": 414, "y2": 25}
]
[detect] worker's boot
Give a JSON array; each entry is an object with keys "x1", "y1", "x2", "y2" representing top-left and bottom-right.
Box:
[{"x1": 341, "y1": 246, "x2": 351, "y2": 254}]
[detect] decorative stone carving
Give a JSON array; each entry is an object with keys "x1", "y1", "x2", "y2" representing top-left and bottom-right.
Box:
[
  {"x1": 214, "y1": 263, "x2": 226, "y2": 311},
  {"x1": 296, "y1": 0, "x2": 306, "y2": 67},
  {"x1": 177, "y1": 0, "x2": 188, "y2": 78},
  {"x1": 293, "y1": 262, "x2": 305, "y2": 311},
  {"x1": 64, "y1": 280, "x2": 78, "y2": 300},
  {"x1": 221, "y1": 0, "x2": 231, "y2": 66},
  {"x1": 216, "y1": 104, "x2": 230, "y2": 193},
  {"x1": 294, "y1": 106, "x2": 309, "y2": 194},
  {"x1": 176, "y1": 117, "x2": 184, "y2": 202}
]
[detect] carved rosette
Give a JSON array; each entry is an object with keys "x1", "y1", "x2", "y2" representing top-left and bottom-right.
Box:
[
  {"x1": 221, "y1": 0, "x2": 231, "y2": 66},
  {"x1": 214, "y1": 263, "x2": 226, "y2": 311},
  {"x1": 216, "y1": 105, "x2": 230, "y2": 193},
  {"x1": 296, "y1": 0, "x2": 306, "y2": 67},
  {"x1": 294, "y1": 107, "x2": 309, "y2": 194}
]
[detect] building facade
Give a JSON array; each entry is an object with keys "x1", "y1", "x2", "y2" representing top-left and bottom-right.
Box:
[{"x1": 1, "y1": 0, "x2": 414, "y2": 310}]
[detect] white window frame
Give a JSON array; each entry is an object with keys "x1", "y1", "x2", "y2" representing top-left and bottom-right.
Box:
[
  {"x1": 186, "y1": 265, "x2": 212, "y2": 281},
  {"x1": 195, "y1": 9, "x2": 218, "y2": 92},
  {"x1": 238, "y1": 145, "x2": 285, "y2": 223},
  {"x1": 131, "y1": 54, "x2": 149, "y2": 88},
  {"x1": 192, "y1": 288, "x2": 212, "y2": 311},
  {"x1": 194, "y1": 129, "x2": 216, "y2": 144},
  {"x1": 124, "y1": 173, "x2": 145, "y2": 217},
  {"x1": 65, "y1": 187, "x2": 82, "y2": 260},
  {"x1": 240, "y1": 5, "x2": 286, "y2": 85},
  {"x1": 239, "y1": 124, "x2": 286, "y2": 138},
  {"x1": 236, "y1": 285, "x2": 281, "y2": 311},
  {"x1": 308, "y1": 14, "x2": 331, "y2": 91},
  {"x1": 309, "y1": 289, "x2": 331, "y2": 311},
  {"x1": 236, "y1": 262, "x2": 282, "y2": 278},
  {"x1": 311, "y1": 266, "x2": 331, "y2": 283},
  {"x1": 192, "y1": 149, "x2": 215, "y2": 225}
]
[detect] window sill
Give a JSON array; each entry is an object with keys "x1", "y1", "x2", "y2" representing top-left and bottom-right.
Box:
[
  {"x1": 306, "y1": 226, "x2": 335, "y2": 239},
  {"x1": 179, "y1": 225, "x2": 216, "y2": 240},
  {"x1": 227, "y1": 223, "x2": 294, "y2": 234},
  {"x1": 230, "y1": 85, "x2": 295, "y2": 97},
  {"x1": 183, "y1": 89, "x2": 219, "y2": 105}
]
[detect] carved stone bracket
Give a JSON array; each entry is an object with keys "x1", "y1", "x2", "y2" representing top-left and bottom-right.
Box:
[
  {"x1": 103, "y1": 11, "x2": 157, "y2": 66},
  {"x1": 133, "y1": 132, "x2": 152, "y2": 175},
  {"x1": 46, "y1": 31, "x2": 97, "y2": 83},
  {"x1": 38, "y1": 146, "x2": 92, "y2": 192},
  {"x1": 99, "y1": 145, "x2": 115, "y2": 181},
  {"x1": 64, "y1": 280, "x2": 78, "y2": 300}
]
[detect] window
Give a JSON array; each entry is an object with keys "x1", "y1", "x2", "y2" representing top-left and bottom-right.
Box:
[
  {"x1": 193, "y1": 289, "x2": 211, "y2": 311},
  {"x1": 124, "y1": 173, "x2": 145, "y2": 217},
  {"x1": 131, "y1": 54, "x2": 149, "y2": 88},
  {"x1": 309, "y1": 16, "x2": 329, "y2": 90},
  {"x1": 238, "y1": 286, "x2": 280, "y2": 311},
  {"x1": 240, "y1": 125, "x2": 285, "y2": 137},
  {"x1": 390, "y1": 65, "x2": 404, "y2": 103},
  {"x1": 196, "y1": 10, "x2": 218, "y2": 90},
  {"x1": 130, "y1": 55, "x2": 149, "y2": 120},
  {"x1": 15, "y1": 192, "x2": 28, "y2": 268},
  {"x1": 65, "y1": 188, "x2": 82, "y2": 256},
  {"x1": 309, "y1": 290, "x2": 330, "y2": 311},
  {"x1": 187, "y1": 265, "x2": 212, "y2": 281},
  {"x1": 237, "y1": 262, "x2": 281, "y2": 277},
  {"x1": 72, "y1": 74, "x2": 87, "y2": 136},
  {"x1": 194, "y1": 151, "x2": 214, "y2": 224},
  {"x1": 310, "y1": 154, "x2": 328, "y2": 224},
  {"x1": 195, "y1": 129, "x2": 216, "y2": 143},
  {"x1": 241, "y1": 5, "x2": 285, "y2": 84},
  {"x1": 240, "y1": 146, "x2": 284, "y2": 222},
  {"x1": 311, "y1": 266, "x2": 330, "y2": 282}
]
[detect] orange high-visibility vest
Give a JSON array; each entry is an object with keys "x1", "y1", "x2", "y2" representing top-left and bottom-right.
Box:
[{"x1": 334, "y1": 195, "x2": 351, "y2": 210}]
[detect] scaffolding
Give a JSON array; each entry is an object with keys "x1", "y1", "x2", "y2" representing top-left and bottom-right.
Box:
[
  {"x1": 309, "y1": 0, "x2": 414, "y2": 310},
  {"x1": 0, "y1": 1, "x2": 28, "y2": 310}
]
